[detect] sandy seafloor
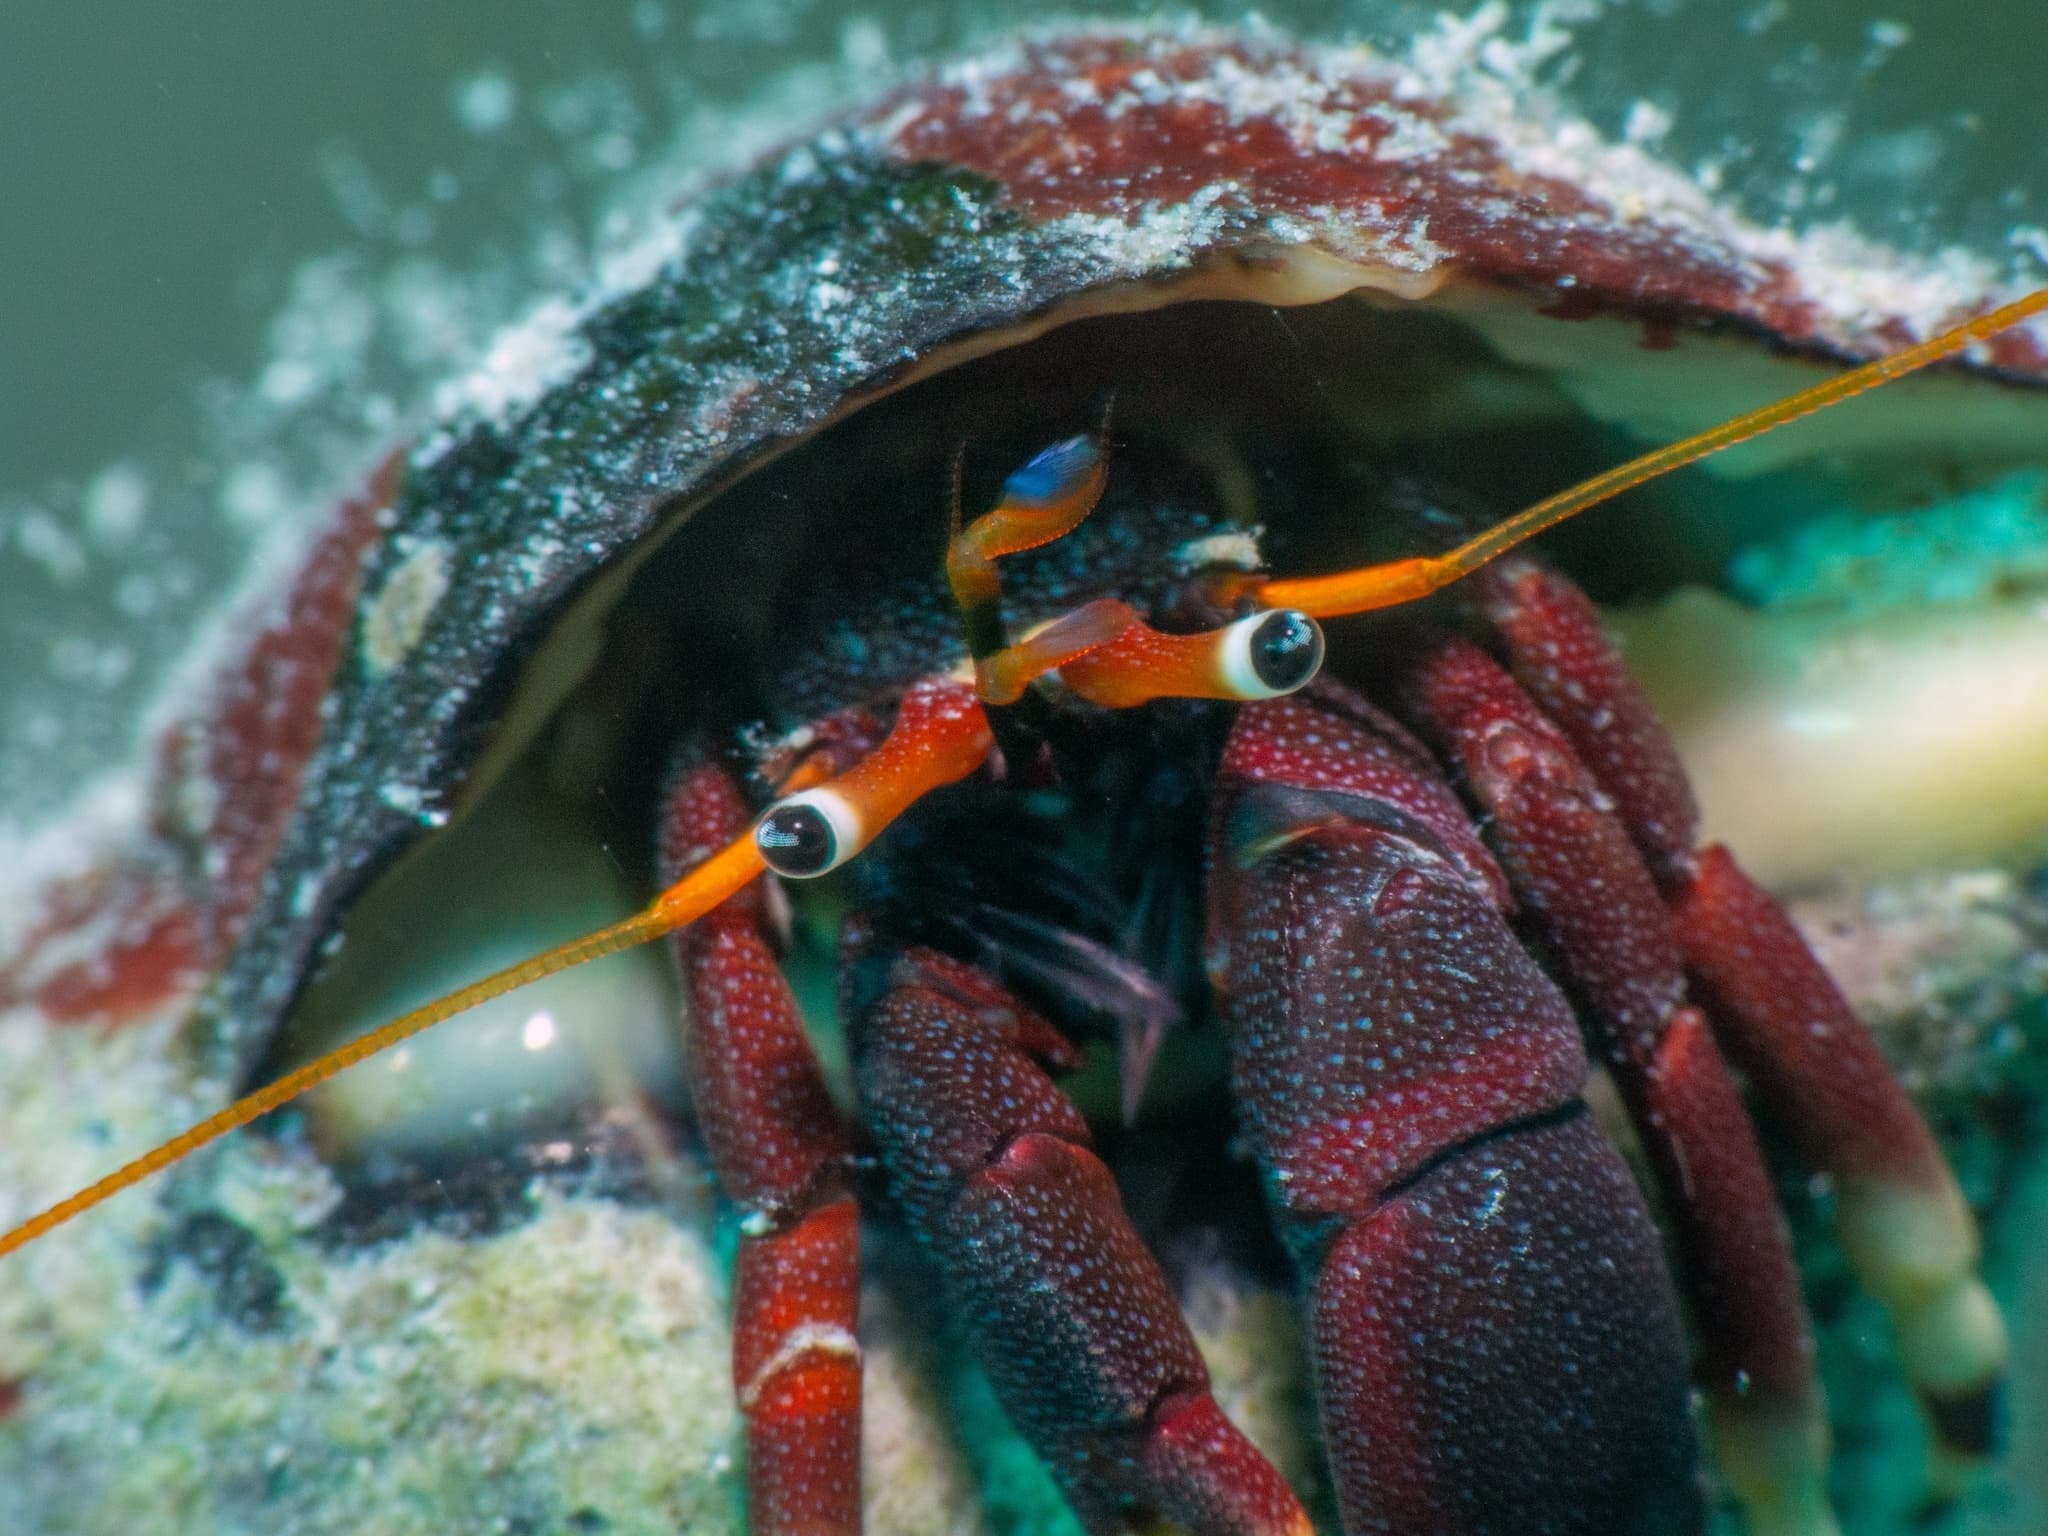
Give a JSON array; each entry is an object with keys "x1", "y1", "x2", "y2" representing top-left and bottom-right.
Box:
[{"x1": 2, "y1": 5, "x2": 2046, "y2": 1534}]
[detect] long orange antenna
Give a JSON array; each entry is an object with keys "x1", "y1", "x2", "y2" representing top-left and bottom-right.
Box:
[
  {"x1": 1258, "y1": 285, "x2": 2048, "y2": 618},
  {"x1": 1, "y1": 676, "x2": 1008, "y2": 1260},
  {"x1": 0, "y1": 837, "x2": 768, "y2": 1261}
]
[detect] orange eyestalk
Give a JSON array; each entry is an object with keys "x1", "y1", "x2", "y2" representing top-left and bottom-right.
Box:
[
  {"x1": 1258, "y1": 285, "x2": 2048, "y2": 619},
  {"x1": 1056, "y1": 607, "x2": 1326, "y2": 709},
  {"x1": 752, "y1": 677, "x2": 994, "y2": 878},
  {"x1": 974, "y1": 597, "x2": 1142, "y2": 705},
  {"x1": 972, "y1": 597, "x2": 1325, "y2": 709}
]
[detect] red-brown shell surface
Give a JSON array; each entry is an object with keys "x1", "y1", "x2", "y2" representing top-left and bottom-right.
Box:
[{"x1": 0, "y1": 26, "x2": 2043, "y2": 1536}]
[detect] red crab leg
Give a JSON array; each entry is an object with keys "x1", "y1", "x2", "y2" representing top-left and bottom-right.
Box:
[
  {"x1": 1472, "y1": 557, "x2": 2004, "y2": 1455},
  {"x1": 1206, "y1": 687, "x2": 1699, "y2": 1536},
  {"x1": 844, "y1": 939, "x2": 1309, "y2": 1536},
  {"x1": 1675, "y1": 849, "x2": 2005, "y2": 1454},
  {"x1": 1398, "y1": 635, "x2": 1832, "y2": 1532},
  {"x1": 661, "y1": 757, "x2": 862, "y2": 1536}
]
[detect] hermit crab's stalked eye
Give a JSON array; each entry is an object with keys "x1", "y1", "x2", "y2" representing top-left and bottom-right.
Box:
[
  {"x1": 1223, "y1": 609, "x2": 1325, "y2": 700},
  {"x1": 756, "y1": 787, "x2": 863, "y2": 878}
]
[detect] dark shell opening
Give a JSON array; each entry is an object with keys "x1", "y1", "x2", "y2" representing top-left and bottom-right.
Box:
[{"x1": 253, "y1": 274, "x2": 2043, "y2": 1207}]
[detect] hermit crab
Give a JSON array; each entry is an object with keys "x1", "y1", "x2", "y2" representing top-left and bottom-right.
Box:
[{"x1": 3, "y1": 27, "x2": 2045, "y2": 1536}]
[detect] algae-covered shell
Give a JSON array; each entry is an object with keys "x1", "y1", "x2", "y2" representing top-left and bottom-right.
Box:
[{"x1": 2, "y1": 26, "x2": 2046, "y2": 1536}]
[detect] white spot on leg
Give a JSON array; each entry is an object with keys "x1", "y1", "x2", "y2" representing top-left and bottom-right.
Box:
[{"x1": 736, "y1": 1323, "x2": 862, "y2": 1413}]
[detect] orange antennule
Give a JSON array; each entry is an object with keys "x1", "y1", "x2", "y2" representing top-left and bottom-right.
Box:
[
  {"x1": 1258, "y1": 285, "x2": 2048, "y2": 619},
  {"x1": 949, "y1": 433, "x2": 1110, "y2": 690},
  {"x1": 947, "y1": 434, "x2": 1108, "y2": 614}
]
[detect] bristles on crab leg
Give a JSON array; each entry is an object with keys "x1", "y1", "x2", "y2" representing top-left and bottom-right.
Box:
[{"x1": 1259, "y1": 284, "x2": 2048, "y2": 620}]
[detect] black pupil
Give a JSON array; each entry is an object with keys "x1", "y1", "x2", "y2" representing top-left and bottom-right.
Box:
[
  {"x1": 1251, "y1": 611, "x2": 1322, "y2": 692},
  {"x1": 761, "y1": 804, "x2": 835, "y2": 875}
]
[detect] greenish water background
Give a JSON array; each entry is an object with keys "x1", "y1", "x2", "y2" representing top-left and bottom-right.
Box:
[
  {"x1": 0, "y1": 9, "x2": 2042, "y2": 1533},
  {"x1": 0, "y1": 0, "x2": 2041, "y2": 826}
]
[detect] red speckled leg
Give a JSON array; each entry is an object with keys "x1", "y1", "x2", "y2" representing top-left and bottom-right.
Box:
[
  {"x1": 845, "y1": 940, "x2": 1308, "y2": 1536},
  {"x1": 1473, "y1": 556, "x2": 2004, "y2": 1459},
  {"x1": 1675, "y1": 849, "x2": 2005, "y2": 1455},
  {"x1": 1208, "y1": 687, "x2": 1700, "y2": 1536},
  {"x1": 1400, "y1": 636, "x2": 1831, "y2": 1532},
  {"x1": 661, "y1": 759, "x2": 861, "y2": 1536}
]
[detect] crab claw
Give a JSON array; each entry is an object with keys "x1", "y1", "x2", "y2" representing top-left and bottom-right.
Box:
[
  {"x1": 1207, "y1": 687, "x2": 1702, "y2": 1536},
  {"x1": 845, "y1": 940, "x2": 1309, "y2": 1536}
]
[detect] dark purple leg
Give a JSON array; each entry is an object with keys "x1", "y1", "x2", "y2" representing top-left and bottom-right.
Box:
[
  {"x1": 1399, "y1": 636, "x2": 1831, "y2": 1530},
  {"x1": 1208, "y1": 687, "x2": 1699, "y2": 1536},
  {"x1": 847, "y1": 939, "x2": 1309, "y2": 1536},
  {"x1": 1473, "y1": 555, "x2": 2004, "y2": 1462}
]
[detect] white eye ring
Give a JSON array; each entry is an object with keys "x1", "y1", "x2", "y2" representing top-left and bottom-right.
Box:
[
  {"x1": 1218, "y1": 609, "x2": 1325, "y2": 700},
  {"x1": 754, "y1": 787, "x2": 865, "y2": 878}
]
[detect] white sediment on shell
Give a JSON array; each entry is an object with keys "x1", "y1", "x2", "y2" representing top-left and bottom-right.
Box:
[
  {"x1": 0, "y1": 774, "x2": 150, "y2": 966},
  {"x1": 1391, "y1": 7, "x2": 2047, "y2": 353},
  {"x1": 0, "y1": 422, "x2": 390, "y2": 962},
  {"x1": 429, "y1": 295, "x2": 594, "y2": 433},
  {"x1": 916, "y1": 17, "x2": 2046, "y2": 367}
]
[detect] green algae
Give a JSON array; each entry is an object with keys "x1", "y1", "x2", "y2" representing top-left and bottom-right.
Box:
[
  {"x1": 1763, "y1": 872, "x2": 2048, "y2": 1536},
  {"x1": 1731, "y1": 469, "x2": 2048, "y2": 617}
]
